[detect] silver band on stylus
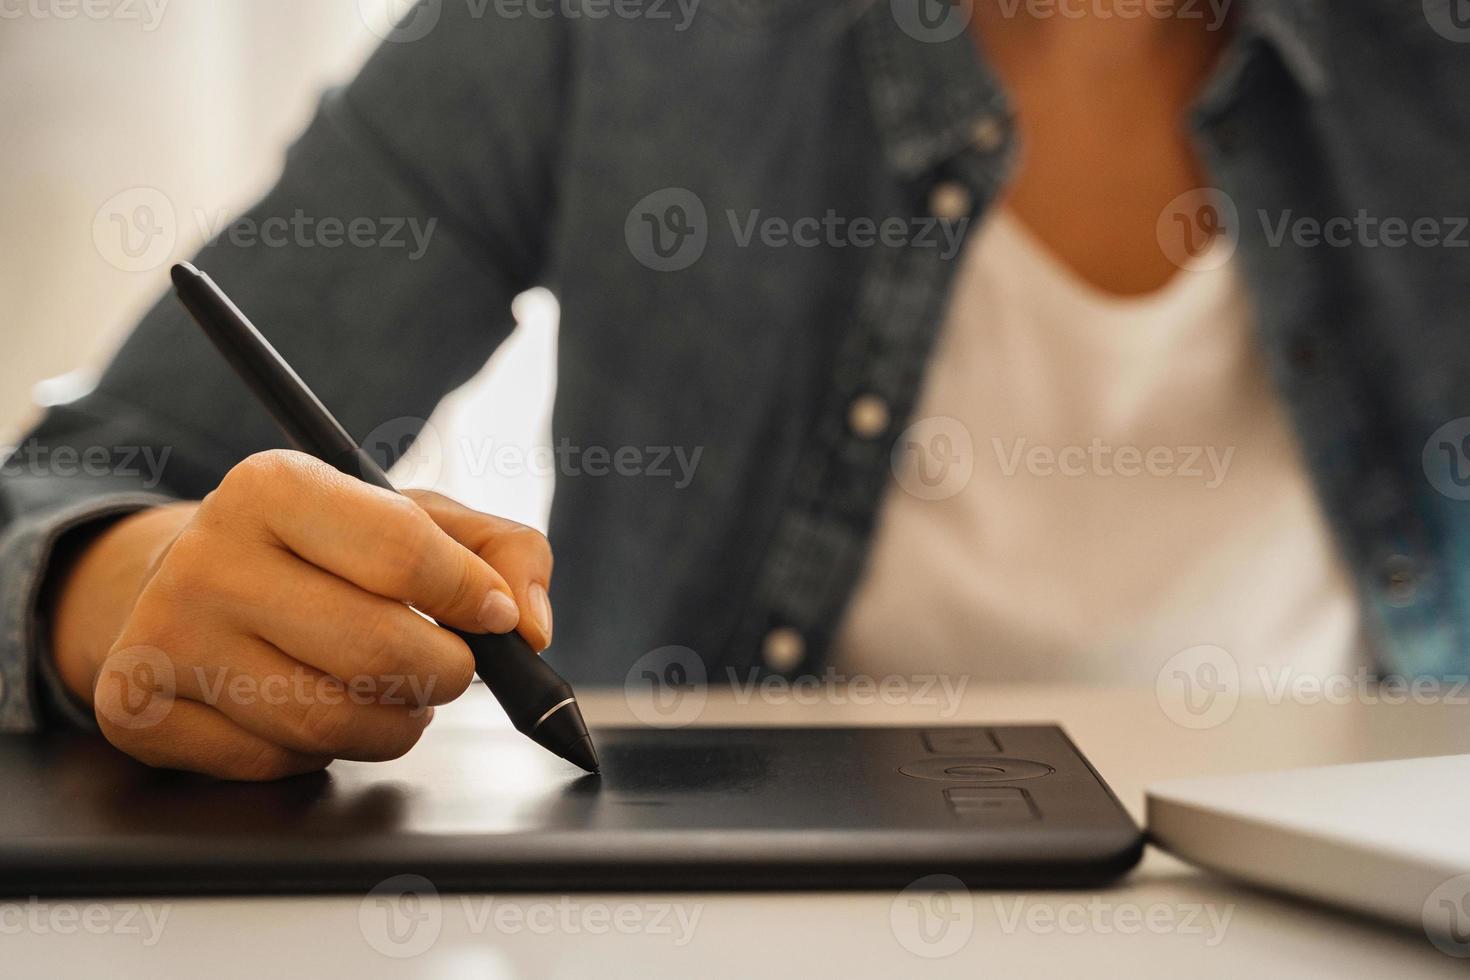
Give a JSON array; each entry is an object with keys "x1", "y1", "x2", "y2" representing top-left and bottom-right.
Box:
[{"x1": 529, "y1": 697, "x2": 577, "y2": 732}]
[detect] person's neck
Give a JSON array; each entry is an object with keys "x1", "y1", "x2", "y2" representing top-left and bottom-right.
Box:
[
  {"x1": 973, "y1": 1, "x2": 1232, "y2": 79},
  {"x1": 967, "y1": 1, "x2": 1238, "y2": 296}
]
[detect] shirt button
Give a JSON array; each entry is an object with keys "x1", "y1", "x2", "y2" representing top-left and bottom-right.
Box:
[
  {"x1": 971, "y1": 113, "x2": 1008, "y2": 154},
  {"x1": 848, "y1": 394, "x2": 891, "y2": 440},
  {"x1": 763, "y1": 627, "x2": 806, "y2": 672},
  {"x1": 928, "y1": 181, "x2": 973, "y2": 221}
]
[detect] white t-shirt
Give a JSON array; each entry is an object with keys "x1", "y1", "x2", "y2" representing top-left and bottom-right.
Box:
[{"x1": 831, "y1": 208, "x2": 1364, "y2": 687}]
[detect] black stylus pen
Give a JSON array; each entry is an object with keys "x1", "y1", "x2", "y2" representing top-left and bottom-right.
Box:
[{"x1": 170, "y1": 261, "x2": 599, "y2": 773}]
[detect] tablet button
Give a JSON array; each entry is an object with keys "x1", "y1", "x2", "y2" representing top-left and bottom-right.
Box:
[
  {"x1": 922, "y1": 729, "x2": 1000, "y2": 755},
  {"x1": 944, "y1": 787, "x2": 1038, "y2": 823},
  {"x1": 899, "y1": 757, "x2": 1055, "y2": 782}
]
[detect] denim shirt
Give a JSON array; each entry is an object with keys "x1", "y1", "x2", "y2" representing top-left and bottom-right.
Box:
[{"x1": 4, "y1": 0, "x2": 1470, "y2": 731}]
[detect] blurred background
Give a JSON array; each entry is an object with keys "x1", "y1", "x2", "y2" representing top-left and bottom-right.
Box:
[{"x1": 2, "y1": 0, "x2": 558, "y2": 528}]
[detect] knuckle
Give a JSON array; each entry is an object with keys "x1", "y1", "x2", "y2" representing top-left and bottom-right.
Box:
[
  {"x1": 147, "y1": 553, "x2": 265, "y2": 631},
  {"x1": 158, "y1": 523, "x2": 211, "y2": 572},
  {"x1": 436, "y1": 646, "x2": 476, "y2": 703},
  {"x1": 122, "y1": 585, "x2": 188, "y2": 644},
  {"x1": 101, "y1": 643, "x2": 150, "y2": 673},
  {"x1": 208, "y1": 450, "x2": 316, "y2": 534},
  {"x1": 506, "y1": 523, "x2": 552, "y2": 561},
  {"x1": 353, "y1": 604, "x2": 415, "y2": 679},
  {"x1": 382, "y1": 490, "x2": 430, "y2": 527},
  {"x1": 92, "y1": 644, "x2": 178, "y2": 734},
  {"x1": 295, "y1": 698, "x2": 354, "y2": 754},
  {"x1": 96, "y1": 708, "x2": 170, "y2": 765},
  {"x1": 355, "y1": 609, "x2": 473, "y2": 706},
  {"x1": 193, "y1": 489, "x2": 248, "y2": 541},
  {"x1": 416, "y1": 643, "x2": 474, "y2": 707},
  {"x1": 369, "y1": 713, "x2": 430, "y2": 762},
  {"x1": 223, "y1": 449, "x2": 295, "y2": 494},
  {"x1": 441, "y1": 548, "x2": 478, "y2": 614},
  {"x1": 228, "y1": 741, "x2": 306, "y2": 782},
  {"x1": 93, "y1": 699, "x2": 133, "y2": 746},
  {"x1": 156, "y1": 532, "x2": 234, "y2": 599},
  {"x1": 373, "y1": 507, "x2": 439, "y2": 596},
  {"x1": 403, "y1": 488, "x2": 446, "y2": 509}
]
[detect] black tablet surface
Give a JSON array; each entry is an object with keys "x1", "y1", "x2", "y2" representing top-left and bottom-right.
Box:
[{"x1": 0, "y1": 723, "x2": 1142, "y2": 895}]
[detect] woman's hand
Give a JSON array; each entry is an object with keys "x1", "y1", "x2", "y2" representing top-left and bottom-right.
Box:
[{"x1": 48, "y1": 449, "x2": 553, "y2": 781}]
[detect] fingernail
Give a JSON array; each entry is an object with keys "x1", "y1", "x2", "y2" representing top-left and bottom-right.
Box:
[
  {"x1": 477, "y1": 590, "x2": 520, "y2": 634},
  {"x1": 529, "y1": 582, "x2": 553, "y2": 645}
]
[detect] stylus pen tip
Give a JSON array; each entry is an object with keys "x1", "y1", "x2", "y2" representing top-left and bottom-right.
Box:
[
  {"x1": 529, "y1": 697, "x2": 599, "y2": 773},
  {"x1": 559, "y1": 735, "x2": 600, "y2": 774}
]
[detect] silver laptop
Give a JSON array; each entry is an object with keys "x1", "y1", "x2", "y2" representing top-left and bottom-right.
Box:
[{"x1": 1147, "y1": 754, "x2": 1470, "y2": 954}]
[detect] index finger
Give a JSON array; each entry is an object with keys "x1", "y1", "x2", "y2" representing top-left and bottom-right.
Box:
[{"x1": 209, "y1": 450, "x2": 520, "y2": 635}]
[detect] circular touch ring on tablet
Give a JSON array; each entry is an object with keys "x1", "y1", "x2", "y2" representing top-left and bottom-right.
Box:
[{"x1": 899, "y1": 757, "x2": 1056, "y2": 782}]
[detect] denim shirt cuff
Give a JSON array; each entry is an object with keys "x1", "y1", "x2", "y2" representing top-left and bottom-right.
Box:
[{"x1": 0, "y1": 492, "x2": 175, "y2": 733}]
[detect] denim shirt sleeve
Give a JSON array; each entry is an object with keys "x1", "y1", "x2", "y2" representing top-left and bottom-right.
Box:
[
  {"x1": 0, "y1": 491, "x2": 174, "y2": 732},
  {"x1": 0, "y1": 4, "x2": 567, "y2": 731}
]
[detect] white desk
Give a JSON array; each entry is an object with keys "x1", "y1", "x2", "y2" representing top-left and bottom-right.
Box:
[{"x1": 7, "y1": 683, "x2": 1470, "y2": 978}]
